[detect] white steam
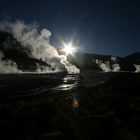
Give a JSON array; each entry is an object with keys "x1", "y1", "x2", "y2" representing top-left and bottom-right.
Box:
[
  {"x1": 60, "y1": 55, "x2": 80, "y2": 74},
  {"x1": 111, "y1": 56, "x2": 117, "y2": 62},
  {"x1": 0, "y1": 51, "x2": 21, "y2": 73},
  {"x1": 112, "y1": 63, "x2": 120, "y2": 72},
  {"x1": 134, "y1": 64, "x2": 140, "y2": 73},
  {"x1": 0, "y1": 20, "x2": 80, "y2": 74},
  {"x1": 99, "y1": 61, "x2": 111, "y2": 72},
  {"x1": 94, "y1": 57, "x2": 120, "y2": 72}
]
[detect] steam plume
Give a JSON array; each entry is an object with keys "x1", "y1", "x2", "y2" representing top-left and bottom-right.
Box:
[
  {"x1": 112, "y1": 63, "x2": 120, "y2": 72},
  {"x1": 111, "y1": 56, "x2": 117, "y2": 62},
  {"x1": 0, "y1": 51, "x2": 21, "y2": 73},
  {"x1": 134, "y1": 64, "x2": 140, "y2": 73},
  {"x1": 94, "y1": 58, "x2": 120, "y2": 72},
  {"x1": 0, "y1": 20, "x2": 80, "y2": 74},
  {"x1": 99, "y1": 62, "x2": 111, "y2": 72}
]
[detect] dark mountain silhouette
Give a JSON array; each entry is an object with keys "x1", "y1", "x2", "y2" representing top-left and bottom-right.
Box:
[
  {"x1": 67, "y1": 53, "x2": 102, "y2": 72},
  {"x1": 119, "y1": 52, "x2": 140, "y2": 71},
  {"x1": 68, "y1": 52, "x2": 140, "y2": 72}
]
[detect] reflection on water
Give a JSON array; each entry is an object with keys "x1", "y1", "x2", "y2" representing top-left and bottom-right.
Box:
[
  {"x1": 54, "y1": 74, "x2": 80, "y2": 90},
  {"x1": 0, "y1": 72, "x2": 117, "y2": 98},
  {"x1": 0, "y1": 74, "x2": 81, "y2": 98}
]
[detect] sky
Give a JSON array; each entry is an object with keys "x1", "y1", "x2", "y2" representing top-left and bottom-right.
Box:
[{"x1": 0, "y1": 0, "x2": 140, "y2": 56}]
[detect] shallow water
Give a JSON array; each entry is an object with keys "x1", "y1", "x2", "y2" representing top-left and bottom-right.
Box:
[
  {"x1": 0, "y1": 73, "x2": 80, "y2": 97},
  {"x1": 0, "y1": 72, "x2": 118, "y2": 98}
]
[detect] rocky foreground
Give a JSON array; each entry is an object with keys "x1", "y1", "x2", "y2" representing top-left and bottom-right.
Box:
[{"x1": 0, "y1": 72, "x2": 140, "y2": 140}]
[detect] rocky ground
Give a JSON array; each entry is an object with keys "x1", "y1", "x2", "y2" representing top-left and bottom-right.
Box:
[{"x1": 0, "y1": 72, "x2": 140, "y2": 140}]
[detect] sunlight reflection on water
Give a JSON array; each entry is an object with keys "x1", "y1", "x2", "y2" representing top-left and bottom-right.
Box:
[{"x1": 54, "y1": 74, "x2": 80, "y2": 90}]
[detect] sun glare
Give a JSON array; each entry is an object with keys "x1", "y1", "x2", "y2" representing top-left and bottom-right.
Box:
[{"x1": 63, "y1": 42, "x2": 76, "y2": 55}]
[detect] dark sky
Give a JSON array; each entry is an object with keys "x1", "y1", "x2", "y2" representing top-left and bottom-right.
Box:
[{"x1": 0, "y1": 0, "x2": 140, "y2": 56}]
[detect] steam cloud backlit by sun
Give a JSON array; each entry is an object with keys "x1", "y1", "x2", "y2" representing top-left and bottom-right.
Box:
[{"x1": 0, "y1": 20, "x2": 80, "y2": 74}]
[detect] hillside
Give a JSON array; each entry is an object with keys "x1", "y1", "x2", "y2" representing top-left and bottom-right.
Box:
[
  {"x1": 68, "y1": 52, "x2": 140, "y2": 72},
  {"x1": 119, "y1": 52, "x2": 140, "y2": 71}
]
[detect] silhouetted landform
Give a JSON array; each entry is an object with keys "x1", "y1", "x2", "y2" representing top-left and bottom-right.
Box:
[
  {"x1": 68, "y1": 52, "x2": 140, "y2": 72},
  {"x1": 67, "y1": 53, "x2": 103, "y2": 72}
]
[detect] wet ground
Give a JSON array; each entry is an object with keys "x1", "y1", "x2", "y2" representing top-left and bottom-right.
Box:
[
  {"x1": 0, "y1": 72, "x2": 118, "y2": 98},
  {"x1": 0, "y1": 72, "x2": 140, "y2": 140}
]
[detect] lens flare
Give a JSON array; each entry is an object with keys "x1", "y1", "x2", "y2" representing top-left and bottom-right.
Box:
[
  {"x1": 63, "y1": 42, "x2": 76, "y2": 55},
  {"x1": 72, "y1": 98, "x2": 79, "y2": 109}
]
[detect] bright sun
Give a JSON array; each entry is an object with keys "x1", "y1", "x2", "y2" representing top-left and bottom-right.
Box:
[{"x1": 63, "y1": 42, "x2": 76, "y2": 55}]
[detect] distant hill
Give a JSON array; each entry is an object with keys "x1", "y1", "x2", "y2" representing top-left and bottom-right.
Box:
[
  {"x1": 67, "y1": 52, "x2": 118, "y2": 72},
  {"x1": 119, "y1": 52, "x2": 140, "y2": 71},
  {"x1": 67, "y1": 53, "x2": 102, "y2": 72},
  {"x1": 124, "y1": 52, "x2": 140, "y2": 63},
  {"x1": 67, "y1": 52, "x2": 140, "y2": 72}
]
